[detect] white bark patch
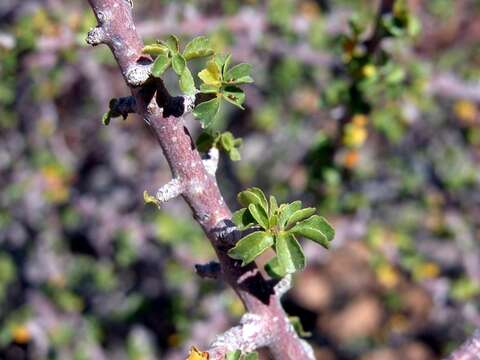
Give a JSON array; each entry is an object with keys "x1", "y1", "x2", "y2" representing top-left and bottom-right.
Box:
[
  {"x1": 125, "y1": 64, "x2": 151, "y2": 87},
  {"x1": 156, "y1": 178, "x2": 184, "y2": 202},
  {"x1": 202, "y1": 147, "x2": 219, "y2": 176},
  {"x1": 86, "y1": 27, "x2": 106, "y2": 46}
]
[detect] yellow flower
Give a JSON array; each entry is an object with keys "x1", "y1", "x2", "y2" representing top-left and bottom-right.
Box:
[
  {"x1": 186, "y1": 346, "x2": 209, "y2": 360},
  {"x1": 414, "y1": 261, "x2": 440, "y2": 280},
  {"x1": 343, "y1": 123, "x2": 368, "y2": 148},
  {"x1": 362, "y1": 64, "x2": 377, "y2": 78},
  {"x1": 376, "y1": 263, "x2": 399, "y2": 289},
  {"x1": 352, "y1": 114, "x2": 368, "y2": 127},
  {"x1": 12, "y1": 325, "x2": 31, "y2": 344},
  {"x1": 454, "y1": 100, "x2": 477, "y2": 124}
]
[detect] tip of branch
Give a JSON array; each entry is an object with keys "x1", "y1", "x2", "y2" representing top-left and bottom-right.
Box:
[{"x1": 86, "y1": 27, "x2": 106, "y2": 46}]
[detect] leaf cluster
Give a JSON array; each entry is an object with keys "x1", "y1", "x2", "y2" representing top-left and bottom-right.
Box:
[
  {"x1": 143, "y1": 35, "x2": 253, "y2": 128},
  {"x1": 228, "y1": 188, "x2": 334, "y2": 277},
  {"x1": 194, "y1": 54, "x2": 253, "y2": 127},
  {"x1": 196, "y1": 131, "x2": 243, "y2": 161}
]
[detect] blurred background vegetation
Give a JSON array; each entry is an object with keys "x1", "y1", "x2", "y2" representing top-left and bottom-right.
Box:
[{"x1": 1, "y1": 0, "x2": 480, "y2": 359}]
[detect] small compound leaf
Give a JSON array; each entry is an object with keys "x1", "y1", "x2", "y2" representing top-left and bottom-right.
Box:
[
  {"x1": 183, "y1": 36, "x2": 215, "y2": 60},
  {"x1": 286, "y1": 208, "x2": 316, "y2": 228},
  {"x1": 290, "y1": 215, "x2": 334, "y2": 248},
  {"x1": 248, "y1": 204, "x2": 269, "y2": 229},
  {"x1": 165, "y1": 34, "x2": 179, "y2": 52},
  {"x1": 172, "y1": 53, "x2": 186, "y2": 75},
  {"x1": 142, "y1": 43, "x2": 170, "y2": 56},
  {"x1": 225, "y1": 63, "x2": 254, "y2": 84},
  {"x1": 179, "y1": 67, "x2": 196, "y2": 95},
  {"x1": 276, "y1": 232, "x2": 306, "y2": 273},
  {"x1": 231, "y1": 208, "x2": 255, "y2": 230},
  {"x1": 237, "y1": 187, "x2": 268, "y2": 212},
  {"x1": 265, "y1": 255, "x2": 287, "y2": 278},
  {"x1": 228, "y1": 231, "x2": 274, "y2": 265},
  {"x1": 226, "y1": 350, "x2": 241, "y2": 360},
  {"x1": 222, "y1": 86, "x2": 245, "y2": 109},
  {"x1": 198, "y1": 60, "x2": 222, "y2": 87},
  {"x1": 278, "y1": 201, "x2": 302, "y2": 228},
  {"x1": 289, "y1": 316, "x2": 312, "y2": 338},
  {"x1": 193, "y1": 97, "x2": 220, "y2": 128},
  {"x1": 151, "y1": 55, "x2": 171, "y2": 77}
]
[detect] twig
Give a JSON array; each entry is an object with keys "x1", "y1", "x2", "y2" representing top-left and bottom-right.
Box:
[{"x1": 85, "y1": 1, "x2": 314, "y2": 358}]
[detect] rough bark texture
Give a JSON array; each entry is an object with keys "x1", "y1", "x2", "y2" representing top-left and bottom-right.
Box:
[
  {"x1": 85, "y1": 0, "x2": 314, "y2": 359},
  {"x1": 446, "y1": 329, "x2": 480, "y2": 360}
]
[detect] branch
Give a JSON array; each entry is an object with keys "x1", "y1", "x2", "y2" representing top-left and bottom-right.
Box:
[
  {"x1": 85, "y1": 1, "x2": 313, "y2": 359},
  {"x1": 446, "y1": 329, "x2": 480, "y2": 360}
]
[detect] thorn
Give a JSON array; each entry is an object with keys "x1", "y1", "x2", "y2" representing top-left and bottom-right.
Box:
[
  {"x1": 125, "y1": 63, "x2": 151, "y2": 87},
  {"x1": 195, "y1": 261, "x2": 221, "y2": 279},
  {"x1": 86, "y1": 27, "x2": 106, "y2": 46},
  {"x1": 156, "y1": 178, "x2": 184, "y2": 203}
]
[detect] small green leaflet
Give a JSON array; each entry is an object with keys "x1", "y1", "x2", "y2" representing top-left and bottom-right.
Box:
[
  {"x1": 276, "y1": 232, "x2": 305, "y2": 273},
  {"x1": 290, "y1": 215, "x2": 334, "y2": 248},
  {"x1": 192, "y1": 97, "x2": 220, "y2": 128},
  {"x1": 183, "y1": 36, "x2": 214, "y2": 60},
  {"x1": 151, "y1": 55, "x2": 171, "y2": 77},
  {"x1": 227, "y1": 231, "x2": 273, "y2": 266}
]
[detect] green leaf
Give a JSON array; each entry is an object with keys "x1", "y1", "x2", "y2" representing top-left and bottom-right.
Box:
[
  {"x1": 142, "y1": 43, "x2": 170, "y2": 56},
  {"x1": 269, "y1": 196, "x2": 278, "y2": 216},
  {"x1": 219, "y1": 132, "x2": 235, "y2": 150},
  {"x1": 225, "y1": 63, "x2": 254, "y2": 84},
  {"x1": 151, "y1": 55, "x2": 171, "y2": 77},
  {"x1": 193, "y1": 97, "x2": 220, "y2": 128},
  {"x1": 102, "y1": 111, "x2": 111, "y2": 126},
  {"x1": 179, "y1": 67, "x2": 196, "y2": 95},
  {"x1": 237, "y1": 188, "x2": 268, "y2": 212},
  {"x1": 215, "y1": 54, "x2": 231, "y2": 75},
  {"x1": 164, "y1": 34, "x2": 179, "y2": 52},
  {"x1": 228, "y1": 147, "x2": 241, "y2": 161},
  {"x1": 248, "y1": 204, "x2": 269, "y2": 229},
  {"x1": 228, "y1": 231, "x2": 274, "y2": 265},
  {"x1": 226, "y1": 350, "x2": 241, "y2": 360},
  {"x1": 199, "y1": 84, "x2": 219, "y2": 93},
  {"x1": 196, "y1": 132, "x2": 216, "y2": 153},
  {"x1": 265, "y1": 256, "x2": 287, "y2": 278},
  {"x1": 183, "y1": 36, "x2": 215, "y2": 60},
  {"x1": 290, "y1": 215, "x2": 334, "y2": 248},
  {"x1": 222, "y1": 86, "x2": 245, "y2": 109},
  {"x1": 276, "y1": 233, "x2": 306, "y2": 273},
  {"x1": 286, "y1": 208, "x2": 316, "y2": 228},
  {"x1": 244, "y1": 352, "x2": 259, "y2": 360},
  {"x1": 231, "y1": 208, "x2": 255, "y2": 230},
  {"x1": 289, "y1": 316, "x2": 312, "y2": 337},
  {"x1": 278, "y1": 201, "x2": 302, "y2": 228},
  {"x1": 172, "y1": 54, "x2": 186, "y2": 75}
]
